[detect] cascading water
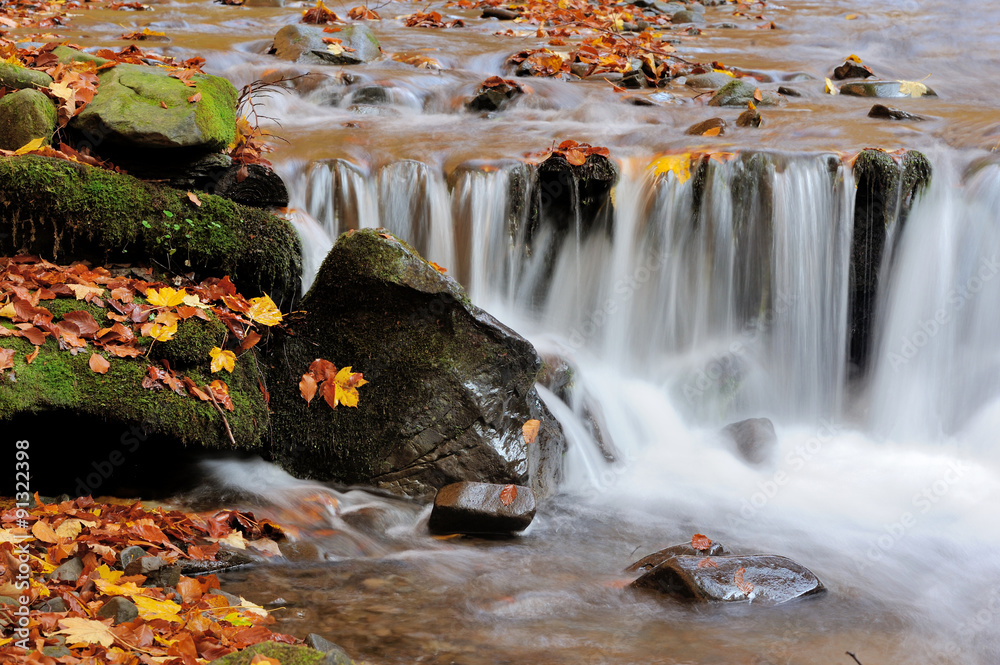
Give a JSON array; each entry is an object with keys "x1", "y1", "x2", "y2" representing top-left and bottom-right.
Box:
[{"x1": 227, "y1": 148, "x2": 1000, "y2": 664}]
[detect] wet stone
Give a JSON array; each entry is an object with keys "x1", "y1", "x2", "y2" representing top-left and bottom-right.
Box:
[
  {"x1": 685, "y1": 71, "x2": 736, "y2": 89},
  {"x1": 777, "y1": 85, "x2": 802, "y2": 97},
  {"x1": 42, "y1": 645, "x2": 72, "y2": 658},
  {"x1": 722, "y1": 417, "x2": 776, "y2": 463},
  {"x1": 621, "y1": 69, "x2": 646, "y2": 88},
  {"x1": 631, "y1": 554, "x2": 825, "y2": 604},
  {"x1": 482, "y1": 6, "x2": 518, "y2": 19},
  {"x1": 671, "y1": 9, "x2": 705, "y2": 23},
  {"x1": 685, "y1": 117, "x2": 726, "y2": 136},
  {"x1": 868, "y1": 103, "x2": 926, "y2": 121},
  {"x1": 306, "y1": 633, "x2": 354, "y2": 665},
  {"x1": 626, "y1": 541, "x2": 728, "y2": 572},
  {"x1": 97, "y1": 597, "x2": 139, "y2": 624},
  {"x1": 428, "y1": 481, "x2": 536, "y2": 535},
  {"x1": 709, "y1": 79, "x2": 781, "y2": 107},
  {"x1": 736, "y1": 108, "x2": 762, "y2": 128},
  {"x1": 833, "y1": 60, "x2": 874, "y2": 80},
  {"x1": 839, "y1": 80, "x2": 937, "y2": 98},
  {"x1": 119, "y1": 545, "x2": 147, "y2": 570}
]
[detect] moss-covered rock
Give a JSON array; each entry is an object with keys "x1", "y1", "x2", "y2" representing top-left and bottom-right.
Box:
[
  {"x1": 0, "y1": 156, "x2": 301, "y2": 301},
  {"x1": 70, "y1": 62, "x2": 237, "y2": 152},
  {"x1": 52, "y1": 46, "x2": 110, "y2": 67},
  {"x1": 266, "y1": 229, "x2": 565, "y2": 499},
  {"x1": 0, "y1": 89, "x2": 57, "y2": 150},
  {"x1": 708, "y1": 79, "x2": 782, "y2": 107},
  {"x1": 209, "y1": 643, "x2": 329, "y2": 665},
  {"x1": 0, "y1": 62, "x2": 53, "y2": 91},
  {"x1": 849, "y1": 148, "x2": 931, "y2": 370}
]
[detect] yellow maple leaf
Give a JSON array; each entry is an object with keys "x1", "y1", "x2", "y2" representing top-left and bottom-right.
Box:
[
  {"x1": 148, "y1": 321, "x2": 177, "y2": 342},
  {"x1": 94, "y1": 564, "x2": 124, "y2": 583},
  {"x1": 649, "y1": 154, "x2": 691, "y2": 185},
  {"x1": 333, "y1": 365, "x2": 368, "y2": 408},
  {"x1": 133, "y1": 595, "x2": 183, "y2": 623},
  {"x1": 210, "y1": 346, "x2": 236, "y2": 373},
  {"x1": 14, "y1": 137, "x2": 45, "y2": 155},
  {"x1": 247, "y1": 294, "x2": 283, "y2": 326},
  {"x1": 95, "y1": 578, "x2": 147, "y2": 598},
  {"x1": 181, "y1": 293, "x2": 210, "y2": 309},
  {"x1": 55, "y1": 617, "x2": 116, "y2": 647},
  {"x1": 146, "y1": 286, "x2": 187, "y2": 308}
]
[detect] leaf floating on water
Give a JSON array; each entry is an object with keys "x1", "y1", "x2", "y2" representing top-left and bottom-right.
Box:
[
  {"x1": 691, "y1": 533, "x2": 712, "y2": 551},
  {"x1": 499, "y1": 484, "x2": 517, "y2": 506},
  {"x1": 522, "y1": 419, "x2": 541, "y2": 444},
  {"x1": 897, "y1": 80, "x2": 929, "y2": 97}
]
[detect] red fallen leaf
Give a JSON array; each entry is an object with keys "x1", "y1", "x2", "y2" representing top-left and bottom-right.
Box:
[
  {"x1": 429, "y1": 262, "x2": 447, "y2": 273},
  {"x1": 188, "y1": 92, "x2": 201, "y2": 103},
  {"x1": 321, "y1": 378, "x2": 339, "y2": 409},
  {"x1": 19, "y1": 326, "x2": 46, "y2": 345},
  {"x1": 106, "y1": 343, "x2": 143, "y2": 358},
  {"x1": 88, "y1": 353, "x2": 110, "y2": 374},
  {"x1": 236, "y1": 164, "x2": 249, "y2": 182},
  {"x1": 187, "y1": 542, "x2": 220, "y2": 560},
  {"x1": 308, "y1": 358, "x2": 338, "y2": 382},
  {"x1": 187, "y1": 191, "x2": 202, "y2": 206},
  {"x1": 63, "y1": 310, "x2": 100, "y2": 336},
  {"x1": 299, "y1": 374, "x2": 317, "y2": 405},
  {"x1": 160, "y1": 101, "x2": 168, "y2": 109},
  {"x1": 208, "y1": 379, "x2": 234, "y2": 411},
  {"x1": 734, "y1": 566, "x2": 754, "y2": 596},
  {"x1": 565, "y1": 147, "x2": 587, "y2": 166},
  {"x1": 697, "y1": 557, "x2": 718, "y2": 568},
  {"x1": 692, "y1": 533, "x2": 712, "y2": 551},
  {"x1": 259, "y1": 379, "x2": 270, "y2": 406},
  {"x1": 499, "y1": 484, "x2": 517, "y2": 506},
  {"x1": 129, "y1": 518, "x2": 171, "y2": 546},
  {"x1": 0, "y1": 348, "x2": 14, "y2": 372}
]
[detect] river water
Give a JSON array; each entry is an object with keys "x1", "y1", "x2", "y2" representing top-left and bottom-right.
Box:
[{"x1": 42, "y1": 0, "x2": 1000, "y2": 661}]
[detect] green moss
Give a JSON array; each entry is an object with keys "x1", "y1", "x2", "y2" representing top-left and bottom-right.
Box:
[
  {"x1": 853, "y1": 149, "x2": 899, "y2": 211},
  {"x1": 0, "y1": 63, "x2": 53, "y2": 90},
  {"x1": 153, "y1": 312, "x2": 228, "y2": 369},
  {"x1": 209, "y1": 643, "x2": 328, "y2": 665},
  {"x1": 0, "y1": 156, "x2": 301, "y2": 301}
]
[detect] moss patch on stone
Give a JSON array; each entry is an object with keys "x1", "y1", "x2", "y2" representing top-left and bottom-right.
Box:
[
  {"x1": 209, "y1": 643, "x2": 327, "y2": 665},
  {"x1": 0, "y1": 156, "x2": 301, "y2": 301}
]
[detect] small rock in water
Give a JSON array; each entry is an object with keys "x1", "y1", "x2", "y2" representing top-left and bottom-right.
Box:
[
  {"x1": 833, "y1": 59, "x2": 874, "y2": 80},
  {"x1": 428, "y1": 481, "x2": 536, "y2": 535},
  {"x1": 684, "y1": 71, "x2": 736, "y2": 89},
  {"x1": 840, "y1": 80, "x2": 937, "y2": 98},
  {"x1": 868, "y1": 103, "x2": 926, "y2": 121},
  {"x1": 722, "y1": 417, "x2": 776, "y2": 464},
  {"x1": 776, "y1": 85, "x2": 801, "y2": 97},
  {"x1": 736, "y1": 108, "x2": 762, "y2": 127},
  {"x1": 709, "y1": 79, "x2": 781, "y2": 107},
  {"x1": 467, "y1": 77, "x2": 523, "y2": 112},
  {"x1": 631, "y1": 554, "x2": 825, "y2": 604},
  {"x1": 306, "y1": 633, "x2": 353, "y2": 665},
  {"x1": 671, "y1": 9, "x2": 705, "y2": 24},
  {"x1": 685, "y1": 117, "x2": 727, "y2": 136},
  {"x1": 626, "y1": 541, "x2": 728, "y2": 572},
  {"x1": 481, "y1": 6, "x2": 518, "y2": 19}
]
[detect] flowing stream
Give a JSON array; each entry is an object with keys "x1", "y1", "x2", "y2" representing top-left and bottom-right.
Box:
[{"x1": 45, "y1": 0, "x2": 1000, "y2": 661}]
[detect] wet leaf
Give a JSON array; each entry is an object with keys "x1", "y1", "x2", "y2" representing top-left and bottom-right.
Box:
[
  {"x1": 0, "y1": 348, "x2": 14, "y2": 373},
  {"x1": 14, "y1": 137, "x2": 45, "y2": 155},
  {"x1": 429, "y1": 262, "x2": 447, "y2": 273},
  {"x1": 299, "y1": 373, "x2": 317, "y2": 405},
  {"x1": 333, "y1": 365, "x2": 367, "y2": 408},
  {"x1": 691, "y1": 533, "x2": 712, "y2": 550},
  {"x1": 522, "y1": 419, "x2": 541, "y2": 444},
  {"x1": 734, "y1": 566, "x2": 754, "y2": 596},
  {"x1": 697, "y1": 557, "x2": 718, "y2": 568},
  {"x1": 649, "y1": 154, "x2": 691, "y2": 184},
  {"x1": 499, "y1": 484, "x2": 517, "y2": 506},
  {"x1": 188, "y1": 91, "x2": 201, "y2": 103},
  {"x1": 897, "y1": 80, "x2": 929, "y2": 97},
  {"x1": 753, "y1": 87, "x2": 763, "y2": 102},
  {"x1": 702, "y1": 126, "x2": 722, "y2": 137},
  {"x1": 88, "y1": 353, "x2": 110, "y2": 374},
  {"x1": 186, "y1": 191, "x2": 202, "y2": 207},
  {"x1": 247, "y1": 294, "x2": 282, "y2": 326},
  {"x1": 824, "y1": 77, "x2": 839, "y2": 95}
]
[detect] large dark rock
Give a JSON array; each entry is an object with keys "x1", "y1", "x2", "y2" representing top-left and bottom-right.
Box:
[
  {"x1": 849, "y1": 149, "x2": 931, "y2": 371},
  {"x1": 428, "y1": 481, "x2": 536, "y2": 534},
  {"x1": 722, "y1": 417, "x2": 776, "y2": 464},
  {"x1": 625, "y1": 541, "x2": 728, "y2": 572},
  {"x1": 631, "y1": 554, "x2": 825, "y2": 603},
  {"x1": 211, "y1": 163, "x2": 290, "y2": 208},
  {"x1": 267, "y1": 229, "x2": 565, "y2": 499}
]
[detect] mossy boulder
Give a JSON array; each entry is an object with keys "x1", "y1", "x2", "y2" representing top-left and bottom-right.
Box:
[
  {"x1": 70, "y1": 62, "x2": 237, "y2": 152},
  {"x1": 708, "y1": 78, "x2": 782, "y2": 107},
  {"x1": 849, "y1": 149, "x2": 931, "y2": 370},
  {"x1": 0, "y1": 156, "x2": 301, "y2": 302},
  {"x1": 0, "y1": 89, "x2": 57, "y2": 150},
  {"x1": 266, "y1": 229, "x2": 565, "y2": 499},
  {"x1": 0, "y1": 62, "x2": 53, "y2": 90},
  {"x1": 269, "y1": 24, "x2": 382, "y2": 65},
  {"x1": 0, "y1": 304, "x2": 268, "y2": 496}
]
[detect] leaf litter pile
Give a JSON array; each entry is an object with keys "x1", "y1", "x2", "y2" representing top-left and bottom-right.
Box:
[{"x1": 0, "y1": 495, "x2": 297, "y2": 663}]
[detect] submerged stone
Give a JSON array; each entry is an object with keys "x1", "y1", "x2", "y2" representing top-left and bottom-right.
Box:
[
  {"x1": 428, "y1": 481, "x2": 536, "y2": 534},
  {"x1": 868, "y1": 103, "x2": 926, "y2": 121},
  {"x1": 686, "y1": 117, "x2": 726, "y2": 135},
  {"x1": 722, "y1": 417, "x2": 776, "y2": 464},
  {"x1": 631, "y1": 554, "x2": 825, "y2": 603},
  {"x1": 708, "y1": 79, "x2": 781, "y2": 107},
  {"x1": 684, "y1": 72, "x2": 736, "y2": 89},
  {"x1": 625, "y1": 541, "x2": 728, "y2": 572}
]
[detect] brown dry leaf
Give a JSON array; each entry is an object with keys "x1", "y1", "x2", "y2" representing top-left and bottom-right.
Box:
[
  {"x1": 188, "y1": 92, "x2": 201, "y2": 103},
  {"x1": 250, "y1": 655, "x2": 282, "y2": 665},
  {"x1": 299, "y1": 374, "x2": 317, "y2": 405},
  {"x1": 734, "y1": 566, "x2": 754, "y2": 596},
  {"x1": 702, "y1": 126, "x2": 722, "y2": 137},
  {"x1": 753, "y1": 88, "x2": 763, "y2": 102},
  {"x1": 691, "y1": 533, "x2": 712, "y2": 551},
  {"x1": 32, "y1": 520, "x2": 59, "y2": 543},
  {"x1": 499, "y1": 484, "x2": 517, "y2": 506},
  {"x1": 187, "y1": 191, "x2": 202, "y2": 207},
  {"x1": 160, "y1": 101, "x2": 168, "y2": 109},
  {"x1": 89, "y1": 353, "x2": 110, "y2": 374},
  {"x1": 25, "y1": 347, "x2": 39, "y2": 364},
  {"x1": 522, "y1": 419, "x2": 541, "y2": 444}
]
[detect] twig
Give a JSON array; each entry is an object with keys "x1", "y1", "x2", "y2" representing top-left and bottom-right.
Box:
[
  {"x1": 209, "y1": 391, "x2": 237, "y2": 446},
  {"x1": 846, "y1": 651, "x2": 864, "y2": 665}
]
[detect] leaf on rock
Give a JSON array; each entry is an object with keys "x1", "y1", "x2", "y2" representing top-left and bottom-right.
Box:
[
  {"x1": 691, "y1": 533, "x2": 712, "y2": 550},
  {"x1": 14, "y1": 137, "x2": 45, "y2": 155},
  {"x1": 752, "y1": 87, "x2": 763, "y2": 102},
  {"x1": 56, "y1": 617, "x2": 116, "y2": 647},
  {"x1": 146, "y1": 286, "x2": 187, "y2": 308},
  {"x1": 209, "y1": 346, "x2": 236, "y2": 373},
  {"x1": 734, "y1": 566, "x2": 754, "y2": 596},
  {"x1": 522, "y1": 419, "x2": 541, "y2": 444},
  {"x1": 897, "y1": 80, "x2": 929, "y2": 97},
  {"x1": 697, "y1": 557, "x2": 718, "y2": 568},
  {"x1": 499, "y1": 484, "x2": 517, "y2": 506},
  {"x1": 247, "y1": 294, "x2": 282, "y2": 326},
  {"x1": 188, "y1": 92, "x2": 202, "y2": 103},
  {"x1": 429, "y1": 262, "x2": 447, "y2": 273},
  {"x1": 299, "y1": 373, "x2": 317, "y2": 405},
  {"x1": 333, "y1": 365, "x2": 367, "y2": 408},
  {"x1": 89, "y1": 353, "x2": 111, "y2": 374},
  {"x1": 68, "y1": 284, "x2": 104, "y2": 300},
  {"x1": 249, "y1": 654, "x2": 281, "y2": 664},
  {"x1": 824, "y1": 77, "x2": 839, "y2": 95},
  {"x1": 649, "y1": 154, "x2": 691, "y2": 184}
]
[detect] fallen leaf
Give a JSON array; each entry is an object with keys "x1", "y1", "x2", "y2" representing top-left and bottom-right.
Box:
[
  {"x1": 845, "y1": 13, "x2": 858, "y2": 19},
  {"x1": 210, "y1": 347, "x2": 236, "y2": 373},
  {"x1": 734, "y1": 566, "x2": 754, "y2": 596},
  {"x1": 897, "y1": 79, "x2": 929, "y2": 97},
  {"x1": 89, "y1": 353, "x2": 110, "y2": 374},
  {"x1": 14, "y1": 137, "x2": 45, "y2": 155},
  {"x1": 824, "y1": 77, "x2": 839, "y2": 95},
  {"x1": 160, "y1": 101, "x2": 168, "y2": 109},
  {"x1": 753, "y1": 88, "x2": 763, "y2": 102},
  {"x1": 332, "y1": 365, "x2": 367, "y2": 408},
  {"x1": 67, "y1": 284, "x2": 104, "y2": 300},
  {"x1": 133, "y1": 594, "x2": 183, "y2": 623},
  {"x1": 429, "y1": 262, "x2": 447, "y2": 273},
  {"x1": 247, "y1": 294, "x2": 282, "y2": 326},
  {"x1": 702, "y1": 126, "x2": 722, "y2": 136},
  {"x1": 522, "y1": 419, "x2": 541, "y2": 444},
  {"x1": 499, "y1": 484, "x2": 517, "y2": 506},
  {"x1": 25, "y1": 347, "x2": 39, "y2": 364},
  {"x1": 187, "y1": 191, "x2": 202, "y2": 207},
  {"x1": 299, "y1": 373, "x2": 317, "y2": 405},
  {"x1": 55, "y1": 617, "x2": 116, "y2": 647},
  {"x1": 691, "y1": 533, "x2": 712, "y2": 551},
  {"x1": 146, "y1": 286, "x2": 187, "y2": 308},
  {"x1": 32, "y1": 520, "x2": 59, "y2": 544},
  {"x1": 54, "y1": 519, "x2": 84, "y2": 540},
  {"x1": 250, "y1": 654, "x2": 281, "y2": 665},
  {"x1": 188, "y1": 92, "x2": 201, "y2": 103},
  {"x1": 649, "y1": 154, "x2": 691, "y2": 184},
  {"x1": 697, "y1": 557, "x2": 718, "y2": 568}
]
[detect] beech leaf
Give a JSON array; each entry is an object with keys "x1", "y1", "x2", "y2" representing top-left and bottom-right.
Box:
[
  {"x1": 522, "y1": 419, "x2": 541, "y2": 444},
  {"x1": 247, "y1": 294, "x2": 282, "y2": 326},
  {"x1": 691, "y1": 533, "x2": 712, "y2": 551},
  {"x1": 499, "y1": 484, "x2": 517, "y2": 506},
  {"x1": 299, "y1": 373, "x2": 317, "y2": 405},
  {"x1": 89, "y1": 353, "x2": 110, "y2": 374}
]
